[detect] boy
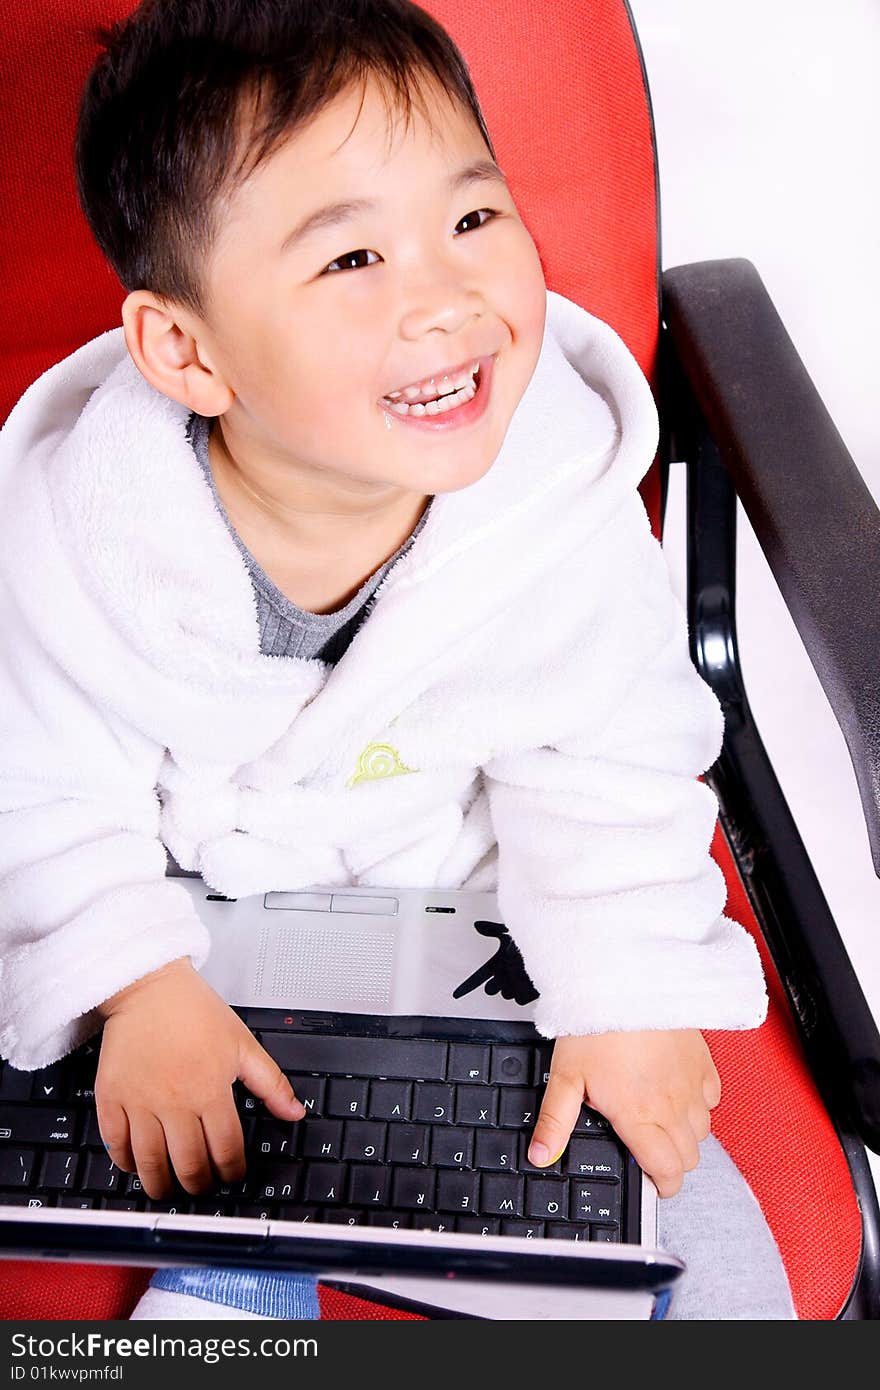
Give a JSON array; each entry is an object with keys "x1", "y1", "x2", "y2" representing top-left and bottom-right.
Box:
[{"x1": 0, "y1": 0, "x2": 792, "y2": 1318}]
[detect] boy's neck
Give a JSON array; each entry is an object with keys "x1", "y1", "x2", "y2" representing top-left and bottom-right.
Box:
[{"x1": 206, "y1": 418, "x2": 430, "y2": 615}]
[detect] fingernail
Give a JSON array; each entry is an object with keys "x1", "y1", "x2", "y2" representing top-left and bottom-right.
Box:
[
  {"x1": 290, "y1": 1097, "x2": 306, "y2": 1119},
  {"x1": 528, "y1": 1141, "x2": 550, "y2": 1166}
]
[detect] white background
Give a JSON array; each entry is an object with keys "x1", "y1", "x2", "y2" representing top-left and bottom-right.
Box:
[{"x1": 627, "y1": 0, "x2": 880, "y2": 1196}]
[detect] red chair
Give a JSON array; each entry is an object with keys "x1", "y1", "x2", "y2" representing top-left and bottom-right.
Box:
[{"x1": 2, "y1": 0, "x2": 879, "y2": 1320}]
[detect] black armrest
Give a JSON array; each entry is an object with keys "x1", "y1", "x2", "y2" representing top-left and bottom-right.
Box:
[{"x1": 661, "y1": 258, "x2": 880, "y2": 877}]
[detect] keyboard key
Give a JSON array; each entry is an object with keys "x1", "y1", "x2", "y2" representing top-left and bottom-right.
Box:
[
  {"x1": 29, "y1": 1062, "x2": 68, "y2": 1103},
  {"x1": 324, "y1": 1208, "x2": 364, "y2": 1227},
  {"x1": 83, "y1": 1111, "x2": 104, "y2": 1147},
  {"x1": 56, "y1": 1196, "x2": 96, "y2": 1209},
  {"x1": 302, "y1": 1119, "x2": 344, "y2": 1161},
  {"x1": 456, "y1": 1216, "x2": 500, "y2": 1235},
  {"x1": 447, "y1": 1044, "x2": 491, "y2": 1084},
  {"x1": 480, "y1": 1173, "x2": 524, "y2": 1217},
  {"x1": 277, "y1": 1206, "x2": 319, "y2": 1222},
  {"x1": 81, "y1": 1152, "x2": 124, "y2": 1194},
  {"x1": 490, "y1": 1047, "x2": 531, "y2": 1086},
  {"x1": 233, "y1": 1083, "x2": 262, "y2": 1116},
  {"x1": 0, "y1": 1106, "x2": 77, "y2": 1145},
  {"x1": 430, "y1": 1127, "x2": 473, "y2": 1169},
  {"x1": 526, "y1": 1178, "x2": 569, "y2": 1220},
  {"x1": 142, "y1": 1199, "x2": 193, "y2": 1214},
  {"x1": 547, "y1": 1223, "x2": 588, "y2": 1242},
  {"x1": 0, "y1": 1065, "x2": 34, "y2": 1101},
  {"x1": 571, "y1": 1180, "x2": 620, "y2": 1224},
  {"x1": 391, "y1": 1167, "x2": 436, "y2": 1212},
  {"x1": 259, "y1": 1033, "x2": 447, "y2": 1081},
  {"x1": 251, "y1": 1164, "x2": 300, "y2": 1202},
  {"x1": 38, "y1": 1150, "x2": 79, "y2": 1190},
  {"x1": 0, "y1": 1192, "x2": 43, "y2": 1206},
  {"x1": 387, "y1": 1125, "x2": 429, "y2": 1165},
  {"x1": 501, "y1": 1220, "x2": 545, "y2": 1239},
  {"x1": 455, "y1": 1087, "x2": 498, "y2": 1127},
  {"x1": 498, "y1": 1088, "x2": 539, "y2": 1128},
  {"x1": 348, "y1": 1166, "x2": 390, "y2": 1207},
  {"x1": 341, "y1": 1122, "x2": 386, "y2": 1163},
  {"x1": 531, "y1": 1048, "x2": 553, "y2": 1088},
  {"x1": 233, "y1": 1203, "x2": 273, "y2": 1220},
  {"x1": 368, "y1": 1081, "x2": 412, "y2": 1121},
  {"x1": 367, "y1": 1211, "x2": 411, "y2": 1228},
  {"x1": 288, "y1": 1077, "x2": 326, "y2": 1116},
  {"x1": 413, "y1": 1217, "x2": 454, "y2": 1233},
  {"x1": 0, "y1": 1148, "x2": 35, "y2": 1186},
  {"x1": 474, "y1": 1131, "x2": 517, "y2": 1172},
  {"x1": 326, "y1": 1078, "x2": 369, "y2": 1119},
  {"x1": 565, "y1": 1138, "x2": 623, "y2": 1180},
  {"x1": 100, "y1": 1197, "x2": 140, "y2": 1212},
  {"x1": 413, "y1": 1084, "x2": 454, "y2": 1123},
  {"x1": 254, "y1": 1118, "x2": 301, "y2": 1160},
  {"x1": 573, "y1": 1107, "x2": 610, "y2": 1134},
  {"x1": 591, "y1": 1225, "x2": 620, "y2": 1243},
  {"x1": 303, "y1": 1163, "x2": 346, "y2": 1204},
  {"x1": 436, "y1": 1170, "x2": 480, "y2": 1215},
  {"x1": 185, "y1": 1196, "x2": 234, "y2": 1216}
]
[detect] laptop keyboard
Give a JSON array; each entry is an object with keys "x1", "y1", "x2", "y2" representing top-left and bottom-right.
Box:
[{"x1": 0, "y1": 1011, "x2": 633, "y2": 1243}]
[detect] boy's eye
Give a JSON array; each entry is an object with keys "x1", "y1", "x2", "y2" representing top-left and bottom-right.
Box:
[
  {"x1": 455, "y1": 207, "x2": 499, "y2": 235},
  {"x1": 321, "y1": 209, "x2": 499, "y2": 275},
  {"x1": 323, "y1": 248, "x2": 381, "y2": 274}
]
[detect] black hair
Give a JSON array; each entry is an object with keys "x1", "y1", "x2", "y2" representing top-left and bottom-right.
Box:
[{"x1": 75, "y1": 0, "x2": 495, "y2": 317}]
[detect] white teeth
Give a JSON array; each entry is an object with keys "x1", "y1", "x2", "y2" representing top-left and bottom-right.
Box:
[
  {"x1": 385, "y1": 378, "x2": 477, "y2": 418},
  {"x1": 387, "y1": 360, "x2": 481, "y2": 405}
]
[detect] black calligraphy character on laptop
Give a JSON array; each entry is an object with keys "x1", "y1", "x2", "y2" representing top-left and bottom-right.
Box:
[{"x1": 452, "y1": 920, "x2": 539, "y2": 1006}]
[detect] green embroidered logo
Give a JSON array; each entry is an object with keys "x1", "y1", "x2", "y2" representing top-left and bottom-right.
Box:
[{"x1": 348, "y1": 742, "x2": 415, "y2": 788}]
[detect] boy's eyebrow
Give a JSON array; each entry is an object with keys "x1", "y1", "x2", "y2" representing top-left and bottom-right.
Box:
[{"x1": 279, "y1": 157, "x2": 507, "y2": 254}]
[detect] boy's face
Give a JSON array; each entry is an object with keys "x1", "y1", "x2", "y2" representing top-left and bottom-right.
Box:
[{"x1": 197, "y1": 74, "x2": 547, "y2": 498}]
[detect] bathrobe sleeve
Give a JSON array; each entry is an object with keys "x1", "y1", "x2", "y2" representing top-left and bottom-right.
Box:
[
  {"x1": 0, "y1": 578, "x2": 211, "y2": 1071},
  {"x1": 483, "y1": 494, "x2": 768, "y2": 1039}
]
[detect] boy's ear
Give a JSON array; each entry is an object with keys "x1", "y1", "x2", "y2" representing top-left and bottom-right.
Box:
[{"x1": 121, "y1": 291, "x2": 234, "y2": 416}]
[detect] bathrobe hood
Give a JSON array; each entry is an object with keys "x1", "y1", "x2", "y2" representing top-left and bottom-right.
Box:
[{"x1": 0, "y1": 292, "x2": 640, "y2": 760}]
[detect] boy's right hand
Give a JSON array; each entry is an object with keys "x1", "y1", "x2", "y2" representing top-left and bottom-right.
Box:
[{"x1": 94, "y1": 956, "x2": 305, "y2": 1199}]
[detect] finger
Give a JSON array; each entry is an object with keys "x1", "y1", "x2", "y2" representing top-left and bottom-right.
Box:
[
  {"x1": 703, "y1": 1063, "x2": 722, "y2": 1110},
  {"x1": 665, "y1": 1115, "x2": 701, "y2": 1173},
  {"x1": 127, "y1": 1109, "x2": 174, "y2": 1201},
  {"x1": 162, "y1": 1109, "x2": 217, "y2": 1196},
  {"x1": 613, "y1": 1119, "x2": 684, "y2": 1198},
  {"x1": 201, "y1": 1102, "x2": 248, "y2": 1185},
  {"x1": 528, "y1": 1068, "x2": 584, "y2": 1167},
  {"x1": 96, "y1": 1099, "x2": 136, "y2": 1174},
  {"x1": 688, "y1": 1101, "x2": 711, "y2": 1144},
  {"x1": 238, "y1": 1040, "x2": 305, "y2": 1122}
]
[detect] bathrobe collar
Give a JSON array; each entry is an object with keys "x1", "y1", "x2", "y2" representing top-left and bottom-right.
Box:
[{"x1": 0, "y1": 290, "x2": 658, "y2": 765}]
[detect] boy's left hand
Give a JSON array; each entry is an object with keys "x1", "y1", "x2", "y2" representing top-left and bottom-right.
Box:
[{"x1": 527, "y1": 1029, "x2": 721, "y2": 1198}]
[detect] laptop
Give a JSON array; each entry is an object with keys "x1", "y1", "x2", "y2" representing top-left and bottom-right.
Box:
[{"x1": 0, "y1": 882, "x2": 684, "y2": 1319}]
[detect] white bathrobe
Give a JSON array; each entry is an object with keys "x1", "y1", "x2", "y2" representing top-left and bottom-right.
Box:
[{"x1": 0, "y1": 289, "x2": 767, "y2": 1070}]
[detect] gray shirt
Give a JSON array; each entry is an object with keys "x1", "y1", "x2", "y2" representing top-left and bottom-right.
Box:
[{"x1": 187, "y1": 413, "x2": 430, "y2": 664}]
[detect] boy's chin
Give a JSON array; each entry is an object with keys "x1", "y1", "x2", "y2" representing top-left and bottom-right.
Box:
[{"x1": 398, "y1": 450, "x2": 501, "y2": 496}]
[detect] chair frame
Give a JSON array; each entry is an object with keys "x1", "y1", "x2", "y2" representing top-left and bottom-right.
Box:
[{"x1": 658, "y1": 258, "x2": 880, "y2": 1318}]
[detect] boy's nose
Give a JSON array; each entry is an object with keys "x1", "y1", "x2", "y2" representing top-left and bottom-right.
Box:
[{"x1": 398, "y1": 285, "x2": 485, "y2": 343}]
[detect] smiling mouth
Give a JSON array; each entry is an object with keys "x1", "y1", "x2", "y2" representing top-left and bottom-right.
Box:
[{"x1": 380, "y1": 361, "x2": 484, "y2": 418}]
